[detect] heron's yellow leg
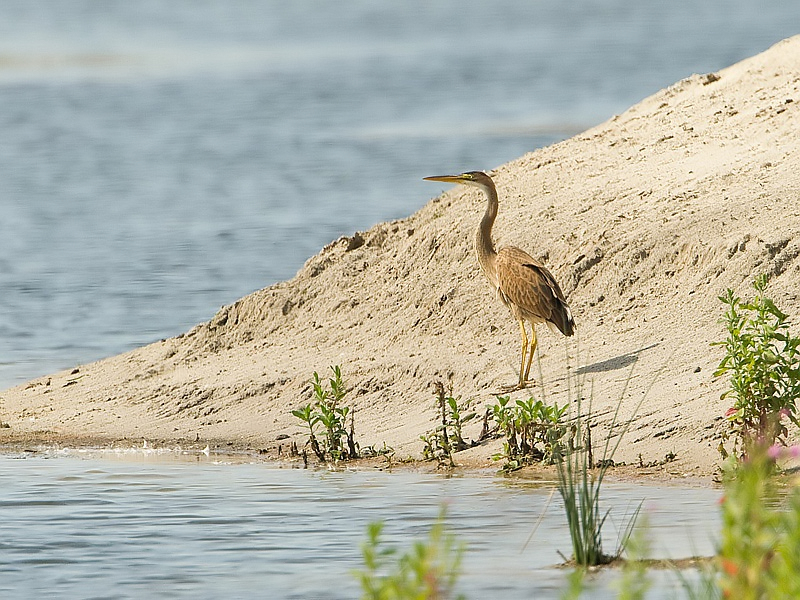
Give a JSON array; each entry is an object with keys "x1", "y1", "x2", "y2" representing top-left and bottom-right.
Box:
[
  {"x1": 524, "y1": 325, "x2": 538, "y2": 383},
  {"x1": 518, "y1": 320, "x2": 528, "y2": 387}
]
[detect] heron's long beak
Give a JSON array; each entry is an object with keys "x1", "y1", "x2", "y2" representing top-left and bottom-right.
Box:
[{"x1": 423, "y1": 174, "x2": 467, "y2": 184}]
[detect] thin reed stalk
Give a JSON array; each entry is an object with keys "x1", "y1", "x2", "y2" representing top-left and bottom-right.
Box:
[{"x1": 554, "y1": 344, "x2": 659, "y2": 567}]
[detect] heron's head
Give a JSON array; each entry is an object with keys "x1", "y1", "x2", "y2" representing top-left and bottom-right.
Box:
[{"x1": 423, "y1": 171, "x2": 494, "y2": 191}]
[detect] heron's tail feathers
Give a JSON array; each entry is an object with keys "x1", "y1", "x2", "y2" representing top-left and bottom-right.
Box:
[{"x1": 548, "y1": 304, "x2": 575, "y2": 337}]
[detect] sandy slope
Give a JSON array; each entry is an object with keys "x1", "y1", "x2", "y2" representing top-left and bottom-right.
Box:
[{"x1": 3, "y1": 37, "x2": 800, "y2": 478}]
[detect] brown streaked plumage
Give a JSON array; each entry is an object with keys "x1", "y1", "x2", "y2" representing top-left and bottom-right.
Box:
[{"x1": 424, "y1": 170, "x2": 574, "y2": 389}]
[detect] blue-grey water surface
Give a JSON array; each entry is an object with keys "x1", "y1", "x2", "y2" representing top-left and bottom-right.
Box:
[
  {"x1": 1, "y1": 0, "x2": 799, "y2": 388},
  {"x1": 0, "y1": 452, "x2": 720, "y2": 599}
]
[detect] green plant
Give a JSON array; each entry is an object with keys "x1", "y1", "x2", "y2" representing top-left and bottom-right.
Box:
[
  {"x1": 671, "y1": 443, "x2": 800, "y2": 600},
  {"x1": 558, "y1": 568, "x2": 586, "y2": 600},
  {"x1": 445, "y1": 393, "x2": 474, "y2": 453},
  {"x1": 615, "y1": 523, "x2": 651, "y2": 600},
  {"x1": 291, "y1": 403, "x2": 324, "y2": 461},
  {"x1": 553, "y1": 369, "x2": 646, "y2": 567},
  {"x1": 292, "y1": 365, "x2": 359, "y2": 463},
  {"x1": 421, "y1": 382, "x2": 476, "y2": 467},
  {"x1": 559, "y1": 525, "x2": 652, "y2": 599},
  {"x1": 555, "y1": 402, "x2": 617, "y2": 566},
  {"x1": 361, "y1": 441, "x2": 396, "y2": 461},
  {"x1": 675, "y1": 564, "x2": 722, "y2": 600},
  {"x1": 490, "y1": 394, "x2": 569, "y2": 471},
  {"x1": 713, "y1": 274, "x2": 800, "y2": 459},
  {"x1": 356, "y1": 507, "x2": 465, "y2": 600},
  {"x1": 717, "y1": 443, "x2": 800, "y2": 600}
]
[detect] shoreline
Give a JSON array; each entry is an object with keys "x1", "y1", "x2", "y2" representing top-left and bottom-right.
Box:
[{"x1": 0, "y1": 431, "x2": 720, "y2": 488}]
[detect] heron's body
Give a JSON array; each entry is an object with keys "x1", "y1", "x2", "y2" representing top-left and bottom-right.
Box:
[{"x1": 424, "y1": 171, "x2": 574, "y2": 389}]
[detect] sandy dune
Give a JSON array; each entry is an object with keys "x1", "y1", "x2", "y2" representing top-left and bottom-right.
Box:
[{"x1": 3, "y1": 37, "x2": 800, "y2": 478}]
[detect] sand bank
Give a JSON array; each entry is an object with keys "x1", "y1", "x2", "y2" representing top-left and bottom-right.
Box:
[{"x1": 3, "y1": 37, "x2": 800, "y2": 479}]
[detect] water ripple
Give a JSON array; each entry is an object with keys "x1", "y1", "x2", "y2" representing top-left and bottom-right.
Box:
[{"x1": 0, "y1": 453, "x2": 720, "y2": 599}]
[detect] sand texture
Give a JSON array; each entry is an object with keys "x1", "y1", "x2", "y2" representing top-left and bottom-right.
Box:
[{"x1": 3, "y1": 37, "x2": 800, "y2": 477}]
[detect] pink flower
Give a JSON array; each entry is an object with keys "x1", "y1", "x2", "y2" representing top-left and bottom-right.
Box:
[
  {"x1": 725, "y1": 407, "x2": 738, "y2": 418},
  {"x1": 779, "y1": 408, "x2": 792, "y2": 420},
  {"x1": 766, "y1": 444, "x2": 800, "y2": 460}
]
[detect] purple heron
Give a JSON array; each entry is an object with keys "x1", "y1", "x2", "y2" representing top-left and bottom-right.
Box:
[{"x1": 424, "y1": 171, "x2": 575, "y2": 389}]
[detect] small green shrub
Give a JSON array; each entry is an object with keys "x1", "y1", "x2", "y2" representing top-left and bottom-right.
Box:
[
  {"x1": 713, "y1": 274, "x2": 800, "y2": 459},
  {"x1": 356, "y1": 508, "x2": 465, "y2": 600},
  {"x1": 718, "y1": 443, "x2": 800, "y2": 600},
  {"x1": 420, "y1": 382, "x2": 476, "y2": 467},
  {"x1": 489, "y1": 395, "x2": 569, "y2": 471},
  {"x1": 292, "y1": 365, "x2": 359, "y2": 462}
]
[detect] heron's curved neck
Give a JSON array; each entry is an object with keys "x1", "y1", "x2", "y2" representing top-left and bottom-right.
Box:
[{"x1": 474, "y1": 181, "x2": 499, "y2": 285}]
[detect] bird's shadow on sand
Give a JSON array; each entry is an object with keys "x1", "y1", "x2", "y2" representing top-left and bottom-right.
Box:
[{"x1": 576, "y1": 343, "x2": 660, "y2": 375}]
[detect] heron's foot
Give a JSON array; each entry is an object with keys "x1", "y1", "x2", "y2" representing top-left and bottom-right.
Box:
[{"x1": 497, "y1": 379, "x2": 536, "y2": 394}]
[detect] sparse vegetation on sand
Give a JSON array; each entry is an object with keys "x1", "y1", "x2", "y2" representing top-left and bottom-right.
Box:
[
  {"x1": 420, "y1": 381, "x2": 477, "y2": 468},
  {"x1": 352, "y1": 273, "x2": 800, "y2": 598},
  {"x1": 489, "y1": 394, "x2": 569, "y2": 471},
  {"x1": 292, "y1": 366, "x2": 393, "y2": 464},
  {"x1": 713, "y1": 274, "x2": 800, "y2": 460}
]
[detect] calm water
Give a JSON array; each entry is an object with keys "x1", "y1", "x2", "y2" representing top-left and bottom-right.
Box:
[
  {"x1": 1, "y1": 1, "x2": 799, "y2": 388},
  {"x1": 0, "y1": 451, "x2": 720, "y2": 599}
]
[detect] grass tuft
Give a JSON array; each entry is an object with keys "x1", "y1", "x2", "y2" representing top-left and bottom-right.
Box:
[{"x1": 553, "y1": 351, "x2": 654, "y2": 568}]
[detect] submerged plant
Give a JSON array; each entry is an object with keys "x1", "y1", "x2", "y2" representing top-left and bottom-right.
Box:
[{"x1": 713, "y1": 274, "x2": 800, "y2": 459}]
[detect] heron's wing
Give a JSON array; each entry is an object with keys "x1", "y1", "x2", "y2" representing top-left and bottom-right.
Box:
[{"x1": 495, "y1": 246, "x2": 574, "y2": 335}]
